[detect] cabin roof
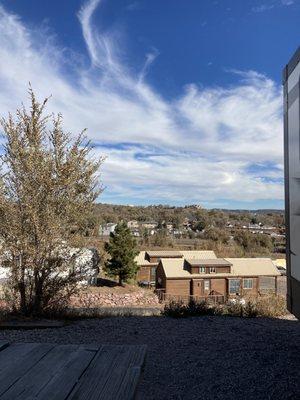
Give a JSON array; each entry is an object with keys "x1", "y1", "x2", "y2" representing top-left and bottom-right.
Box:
[
  {"x1": 186, "y1": 258, "x2": 232, "y2": 267},
  {"x1": 160, "y1": 257, "x2": 280, "y2": 278},
  {"x1": 146, "y1": 251, "x2": 182, "y2": 258},
  {"x1": 135, "y1": 250, "x2": 217, "y2": 266}
]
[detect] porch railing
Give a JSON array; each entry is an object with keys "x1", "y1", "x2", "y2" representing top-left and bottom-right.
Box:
[{"x1": 155, "y1": 289, "x2": 225, "y2": 304}]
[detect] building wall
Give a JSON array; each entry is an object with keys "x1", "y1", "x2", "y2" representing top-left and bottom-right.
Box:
[
  {"x1": 161, "y1": 275, "x2": 268, "y2": 299},
  {"x1": 166, "y1": 279, "x2": 190, "y2": 296},
  {"x1": 190, "y1": 266, "x2": 231, "y2": 274},
  {"x1": 192, "y1": 278, "x2": 227, "y2": 296},
  {"x1": 228, "y1": 277, "x2": 259, "y2": 297},
  {"x1": 136, "y1": 266, "x2": 151, "y2": 281},
  {"x1": 211, "y1": 278, "x2": 227, "y2": 295}
]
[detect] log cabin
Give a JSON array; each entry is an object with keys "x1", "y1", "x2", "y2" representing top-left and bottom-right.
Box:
[
  {"x1": 155, "y1": 257, "x2": 281, "y2": 301},
  {"x1": 135, "y1": 250, "x2": 217, "y2": 284}
]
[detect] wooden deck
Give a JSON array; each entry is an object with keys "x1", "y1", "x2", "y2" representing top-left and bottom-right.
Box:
[{"x1": 0, "y1": 341, "x2": 146, "y2": 400}]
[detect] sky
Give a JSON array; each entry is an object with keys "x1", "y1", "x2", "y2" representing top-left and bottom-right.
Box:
[{"x1": 0, "y1": 0, "x2": 299, "y2": 209}]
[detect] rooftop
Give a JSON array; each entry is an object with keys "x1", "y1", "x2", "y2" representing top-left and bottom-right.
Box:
[
  {"x1": 146, "y1": 251, "x2": 183, "y2": 258},
  {"x1": 135, "y1": 250, "x2": 217, "y2": 265},
  {"x1": 186, "y1": 258, "x2": 232, "y2": 267},
  {"x1": 160, "y1": 257, "x2": 280, "y2": 278}
]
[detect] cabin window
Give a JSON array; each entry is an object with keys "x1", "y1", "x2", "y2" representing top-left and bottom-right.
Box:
[
  {"x1": 243, "y1": 278, "x2": 253, "y2": 289},
  {"x1": 199, "y1": 266, "x2": 205, "y2": 273},
  {"x1": 204, "y1": 280, "x2": 210, "y2": 291},
  {"x1": 209, "y1": 267, "x2": 216, "y2": 273},
  {"x1": 150, "y1": 267, "x2": 156, "y2": 280},
  {"x1": 229, "y1": 279, "x2": 240, "y2": 294}
]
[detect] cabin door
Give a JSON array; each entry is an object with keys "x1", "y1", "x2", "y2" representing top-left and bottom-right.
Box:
[{"x1": 193, "y1": 280, "x2": 204, "y2": 297}]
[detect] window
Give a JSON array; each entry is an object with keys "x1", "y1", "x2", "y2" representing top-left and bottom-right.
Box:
[
  {"x1": 199, "y1": 266, "x2": 205, "y2": 273},
  {"x1": 229, "y1": 279, "x2": 240, "y2": 294},
  {"x1": 209, "y1": 267, "x2": 216, "y2": 273},
  {"x1": 150, "y1": 267, "x2": 156, "y2": 280},
  {"x1": 243, "y1": 278, "x2": 253, "y2": 289},
  {"x1": 204, "y1": 280, "x2": 210, "y2": 291}
]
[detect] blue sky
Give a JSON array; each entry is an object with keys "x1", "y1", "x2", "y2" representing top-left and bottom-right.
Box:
[{"x1": 0, "y1": 0, "x2": 298, "y2": 208}]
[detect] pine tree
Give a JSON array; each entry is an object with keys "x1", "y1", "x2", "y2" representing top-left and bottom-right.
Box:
[{"x1": 104, "y1": 222, "x2": 139, "y2": 285}]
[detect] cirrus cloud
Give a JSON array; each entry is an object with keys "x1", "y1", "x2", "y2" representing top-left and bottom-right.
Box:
[{"x1": 0, "y1": 1, "x2": 283, "y2": 208}]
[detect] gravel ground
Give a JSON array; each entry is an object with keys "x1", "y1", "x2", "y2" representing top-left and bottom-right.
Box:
[{"x1": 0, "y1": 315, "x2": 299, "y2": 400}]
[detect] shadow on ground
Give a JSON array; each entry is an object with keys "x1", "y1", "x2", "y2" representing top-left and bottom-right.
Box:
[{"x1": 0, "y1": 315, "x2": 299, "y2": 399}]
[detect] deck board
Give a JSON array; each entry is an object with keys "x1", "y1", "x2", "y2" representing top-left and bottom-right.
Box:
[
  {"x1": 0, "y1": 343, "x2": 9, "y2": 353},
  {"x1": 67, "y1": 345, "x2": 147, "y2": 400},
  {"x1": 0, "y1": 342, "x2": 146, "y2": 400},
  {"x1": 0, "y1": 343, "x2": 54, "y2": 397}
]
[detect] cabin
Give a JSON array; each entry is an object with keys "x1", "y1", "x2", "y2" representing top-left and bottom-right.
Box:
[
  {"x1": 156, "y1": 257, "x2": 280, "y2": 301},
  {"x1": 135, "y1": 250, "x2": 217, "y2": 284}
]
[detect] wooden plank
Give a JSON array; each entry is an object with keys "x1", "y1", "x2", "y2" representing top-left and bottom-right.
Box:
[
  {"x1": 98, "y1": 345, "x2": 147, "y2": 400},
  {"x1": 0, "y1": 343, "x2": 9, "y2": 353},
  {"x1": 67, "y1": 345, "x2": 147, "y2": 400},
  {"x1": 33, "y1": 346, "x2": 98, "y2": 400},
  {"x1": 0, "y1": 343, "x2": 54, "y2": 397},
  {"x1": 0, "y1": 344, "x2": 84, "y2": 400},
  {"x1": 113, "y1": 366, "x2": 143, "y2": 400}
]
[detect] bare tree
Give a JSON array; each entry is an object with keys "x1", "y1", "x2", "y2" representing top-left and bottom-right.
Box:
[{"x1": 0, "y1": 88, "x2": 103, "y2": 316}]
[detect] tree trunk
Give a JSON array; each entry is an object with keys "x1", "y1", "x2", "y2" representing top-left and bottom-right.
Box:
[
  {"x1": 19, "y1": 281, "x2": 27, "y2": 315},
  {"x1": 33, "y1": 273, "x2": 43, "y2": 316},
  {"x1": 18, "y1": 255, "x2": 28, "y2": 315}
]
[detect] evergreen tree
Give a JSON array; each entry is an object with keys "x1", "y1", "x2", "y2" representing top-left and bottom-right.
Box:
[{"x1": 104, "y1": 222, "x2": 139, "y2": 285}]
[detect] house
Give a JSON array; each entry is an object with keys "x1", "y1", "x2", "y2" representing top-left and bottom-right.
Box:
[
  {"x1": 141, "y1": 221, "x2": 158, "y2": 229},
  {"x1": 135, "y1": 250, "x2": 217, "y2": 284},
  {"x1": 0, "y1": 247, "x2": 100, "y2": 285},
  {"x1": 156, "y1": 257, "x2": 280, "y2": 301},
  {"x1": 99, "y1": 223, "x2": 117, "y2": 237},
  {"x1": 127, "y1": 220, "x2": 139, "y2": 229}
]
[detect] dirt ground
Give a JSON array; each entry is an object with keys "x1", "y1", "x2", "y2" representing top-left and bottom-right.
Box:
[{"x1": 0, "y1": 314, "x2": 299, "y2": 400}]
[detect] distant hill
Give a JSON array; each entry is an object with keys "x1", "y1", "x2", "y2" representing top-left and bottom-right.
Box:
[{"x1": 93, "y1": 203, "x2": 284, "y2": 227}]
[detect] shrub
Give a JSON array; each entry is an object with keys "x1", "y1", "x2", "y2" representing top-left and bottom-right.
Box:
[
  {"x1": 226, "y1": 300, "x2": 244, "y2": 317},
  {"x1": 163, "y1": 300, "x2": 188, "y2": 318},
  {"x1": 163, "y1": 298, "x2": 216, "y2": 318},
  {"x1": 256, "y1": 295, "x2": 287, "y2": 318},
  {"x1": 162, "y1": 295, "x2": 287, "y2": 319},
  {"x1": 243, "y1": 301, "x2": 259, "y2": 318},
  {"x1": 187, "y1": 298, "x2": 214, "y2": 316}
]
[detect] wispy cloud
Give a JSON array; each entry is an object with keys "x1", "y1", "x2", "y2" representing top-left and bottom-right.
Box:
[
  {"x1": 0, "y1": 1, "x2": 284, "y2": 207},
  {"x1": 252, "y1": 0, "x2": 294, "y2": 12},
  {"x1": 281, "y1": 0, "x2": 294, "y2": 5},
  {"x1": 138, "y1": 48, "x2": 160, "y2": 83},
  {"x1": 252, "y1": 4, "x2": 274, "y2": 12}
]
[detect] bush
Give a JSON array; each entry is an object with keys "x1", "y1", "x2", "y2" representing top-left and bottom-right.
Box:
[
  {"x1": 243, "y1": 301, "x2": 259, "y2": 318},
  {"x1": 163, "y1": 300, "x2": 188, "y2": 318},
  {"x1": 163, "y1": 298, "x2": 216, "y2": 318},
  {"x1": 256, "y1": 295, "x2": 287, "y2": 317},
  {"x1": 187, "y1": 298, "x2": 214, "y2": 316},
  {"x1": 162, "y1": 295, "x2": 287, "y2": 319}
]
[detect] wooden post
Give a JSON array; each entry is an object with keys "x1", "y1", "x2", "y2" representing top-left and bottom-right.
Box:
[{"x1": 275, "y1": 276, "x2": 278, "y2": 296}]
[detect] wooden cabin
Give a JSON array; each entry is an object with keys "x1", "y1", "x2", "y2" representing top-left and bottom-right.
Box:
[
  {"x1": 156, "y1": 257, "x2": 281, "y2": 301},
  {"x1": 135, "y1": 250, "x2": 217, "y2": 284}
]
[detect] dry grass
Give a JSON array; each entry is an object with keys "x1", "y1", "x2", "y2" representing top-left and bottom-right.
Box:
[{"x1": 163, "y1": 295, "x2": 287, "y2": 319}]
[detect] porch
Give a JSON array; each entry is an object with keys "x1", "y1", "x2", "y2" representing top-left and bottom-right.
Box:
[{"x1": 155, "y1": 289, "x2": 225, "y2": 304}]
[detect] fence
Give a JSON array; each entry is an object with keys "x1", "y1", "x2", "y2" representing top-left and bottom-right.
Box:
[{"x1": 155, "y1": 289, "x2": 225, "y2": 305}]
